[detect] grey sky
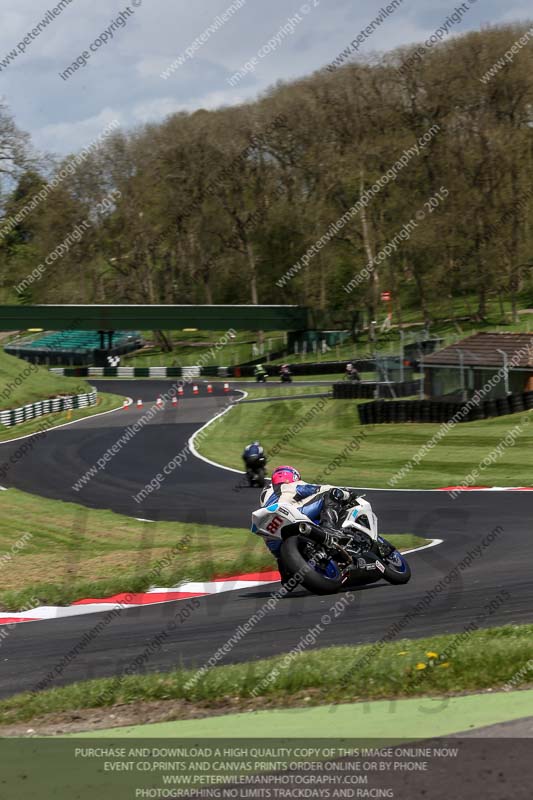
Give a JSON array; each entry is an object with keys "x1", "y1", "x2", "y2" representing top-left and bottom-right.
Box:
[{"x1": 0, "y1": 0, "x2": 528, "y2": 157}]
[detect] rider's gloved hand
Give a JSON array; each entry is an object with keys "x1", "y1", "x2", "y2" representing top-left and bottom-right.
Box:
[
  {"x1": 330, "y1": 488, "x2": 349, "y2": 503},
  {"x1": 346, "y1": 489, "x2": 359, "y2": 504}
]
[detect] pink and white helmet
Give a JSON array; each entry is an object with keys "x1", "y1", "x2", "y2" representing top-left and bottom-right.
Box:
[{"x1": 271, "y1": 466, "x2": 301, "y2": 486}]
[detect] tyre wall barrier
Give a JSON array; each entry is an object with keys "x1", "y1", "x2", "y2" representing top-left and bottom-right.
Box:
[
  {"x1": 357, "y1": 391, "x2": 533, "y2": 425},
  {"x1": 333, "y1": 380, "x2": 419, "y2": 400},
  {"x1": 49, "y1": 366, "x2": 198, "y2": 378},
  {"x1": 0, "y1": 388, "x2": 97, "y2": 427}
]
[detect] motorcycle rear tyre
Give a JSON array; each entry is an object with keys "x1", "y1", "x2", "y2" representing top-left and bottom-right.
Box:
[{"x1": 280, "y1": 535, "x2": 343, "y2": 595}]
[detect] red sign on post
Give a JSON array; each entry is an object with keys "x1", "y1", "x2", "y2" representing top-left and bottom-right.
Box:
[{"x1": 381, "y1": 291, "x2": 392, "y2": 302}]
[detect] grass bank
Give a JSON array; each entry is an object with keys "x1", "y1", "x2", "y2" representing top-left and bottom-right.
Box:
[
  {"x1": 124, "y1": 330, "x2": 287, "y2": 367},
  {"x1": 196, "y1": 396, "x2": 533, "y2": 489},
  {"x1": 1, "y1": 624, "x2": 530, "y2": 728},
  {"x1": 0, "y1": 350, "x2": 92, "y2": 411},
  {"x1": 120, "y1": 300, "x2": 532, "y2": 369},
  {"x1": 240, "y1": 385, "x2": 332, "y2": 400},
  {"x1": 0, "y1": 488, "x2": 425, "y2": 611}
]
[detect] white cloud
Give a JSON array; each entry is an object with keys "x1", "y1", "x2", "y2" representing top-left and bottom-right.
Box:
[
  {"x1": 0, "y1": 0, "x2": 529, "y2": 154},
  {"x1": 37, "y1": 108, "x2": 125, "y2": 156},
  {"x1": 129, "y1": 96, "x2": 185, "y2": 123}
]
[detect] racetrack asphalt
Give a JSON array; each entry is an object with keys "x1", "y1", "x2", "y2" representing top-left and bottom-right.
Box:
[{"x1": 0, "y1": 380, "x2": 531, "y2": 699}]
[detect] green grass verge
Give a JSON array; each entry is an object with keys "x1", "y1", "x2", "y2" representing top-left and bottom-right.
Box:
[
  {"x1": 212, "y1": 374, "x2": 347, "y2": 383},
  {"x1": 1, "y1": 624, "x2": 530, "y2": 726},
  {"x1": 0, "y1": 350, "x2": 92, "y2": 411},
  {"x1": 72, "y1": 689, "x2": 533, "y2": 740},
  {"x1": 196, "y1": 396, "x2": 533, "y2": 489},
  {"x1": 0, "y1": 488, "x2": 424, "y2": 611},
  {"x1": 242, "y1": 385, "x2": 332, "y2": 400}
]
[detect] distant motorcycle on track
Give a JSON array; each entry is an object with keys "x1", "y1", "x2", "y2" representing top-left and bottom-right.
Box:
[
  {"x1": 242, "y1": 443, "x2": 267, "y2": 488},
  {"x1": 280, "y1": 364, "x2": 293, "y2": 383},
  {"x1": 246, "y1": 460, "x2": 266, "y2": 488},
  {"x1": 251, "y1": 493, "x2": 411, "y2": 595},
  {"x1": 254, "y1": 364, "x2": 268, "y2": 382}
]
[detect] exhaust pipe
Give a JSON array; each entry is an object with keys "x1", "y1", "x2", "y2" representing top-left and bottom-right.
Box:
[{"x1": 299, "y1": 523, "x2": 328, "y2": 545}]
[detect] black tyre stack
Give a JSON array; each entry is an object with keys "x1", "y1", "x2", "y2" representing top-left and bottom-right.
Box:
[
  {"x1": 524, "y1": 391, "x2": 533, "y2": 410},
  {"x1": 421, "y1": 401, "x2": 431, "y2": 423},
  {"x1": 484, "y1": 398, "x2": 498, "y2": 418},
  {"x1": 397, "y1": 401, "x2": 408, "y2": 423},
  {"x1": 467, "y1": 401, "x2": 485, "y2": 422},
  {"x1": 353, "y1": 390, "x2": 533, "y2": 426},
  {"x1": 358, "y1": 403, "x2": 369, "y2": 425},
  {"x1": 496, "y1": 397, "x2": 511, "y2": 416},
  {"x1": 510, "y1": 394, "x2": 525, "y2": 413}
]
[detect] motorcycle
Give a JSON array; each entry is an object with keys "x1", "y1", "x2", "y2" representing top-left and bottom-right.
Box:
[
  {"x1": 244, "y1": 455, "x2": 266, "y2": 488},
  {"x1": 251, "y1": 493, "x2": 411, "y2": 594},
  {"x1": 280, "y1": 365, "x2": 292, "y2": 383}
]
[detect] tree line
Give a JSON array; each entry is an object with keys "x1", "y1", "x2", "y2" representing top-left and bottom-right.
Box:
[{"x1": 0, "y1": 22, "x2": 532, "y2": 329}]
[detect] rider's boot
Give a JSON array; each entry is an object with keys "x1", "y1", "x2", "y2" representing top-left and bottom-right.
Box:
[{"x1": 320, "y1": 500, "x2": 342, "y2": 532}]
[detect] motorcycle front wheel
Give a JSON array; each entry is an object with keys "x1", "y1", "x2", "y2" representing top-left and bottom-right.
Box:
[
  {"x1": 280, "y1": 535, "x2": 344, "y2": 595},
  {"x1": 382, "y1": 550, "x2": 411, "y2": 584}
]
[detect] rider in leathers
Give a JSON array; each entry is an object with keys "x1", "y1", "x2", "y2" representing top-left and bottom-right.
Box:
[{"x1": 260, "y1": 465, "x2": 354, "y2": 569}]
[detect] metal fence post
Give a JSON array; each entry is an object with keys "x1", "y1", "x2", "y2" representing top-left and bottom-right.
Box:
[
  {"x1": 456, "y1": 349, "x2": 467, "y2": 401},
  {"x1": 497, "y1": 348, "x2": 510, "y2": 395}
]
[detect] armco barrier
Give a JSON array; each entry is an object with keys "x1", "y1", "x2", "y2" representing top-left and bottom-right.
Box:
[
  {"x1": 50, "y1": 363, "x2": 372, "y2": 379},
  {"x1": 333, "y1": 380, "x2": 419, "y2": 400},
  {"x1": 49, "y1": 365, "x2": 209, "y2": 378},
  {"x1": 49, "y1": 367, "x2": 175, "y2": 378},
  {"x1": 357, "y1": 391, "x2": 533, "y2": 425},
  {"x1": 0, "y1": 388, "x2": 97, "y2": 427}
]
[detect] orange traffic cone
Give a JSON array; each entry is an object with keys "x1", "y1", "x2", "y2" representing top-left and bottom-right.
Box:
[
  {"x1": 223, "y1": 383, "x2": 230, "y2": 393},
  {"x1": 193, "y1": 385, "x2": 199, "y2": 395},
  {"x1": 136, "y1": 399, "x2": 143, "y2": 409},
  {"x1": 172, "y1": 396, "x2": 178, "y2": 407},
  {"x1": 178, "y1": 386, "x2": 184, "y2": 397},
  {"x1": 156, "y1": 397, "x2": 164, "y2": 408},
  {"x1": 207, "y1": 384, "x2": 213, "y2": 394}
]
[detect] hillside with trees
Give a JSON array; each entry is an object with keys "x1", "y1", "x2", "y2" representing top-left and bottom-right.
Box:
[{"x1": 1, "y1": 23, "x2": 532, "y2": 328}]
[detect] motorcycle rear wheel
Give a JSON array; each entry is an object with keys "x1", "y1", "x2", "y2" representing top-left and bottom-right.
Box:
[{"x1": 280, "y1": 535, "x2": 344, "y2": 595}]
